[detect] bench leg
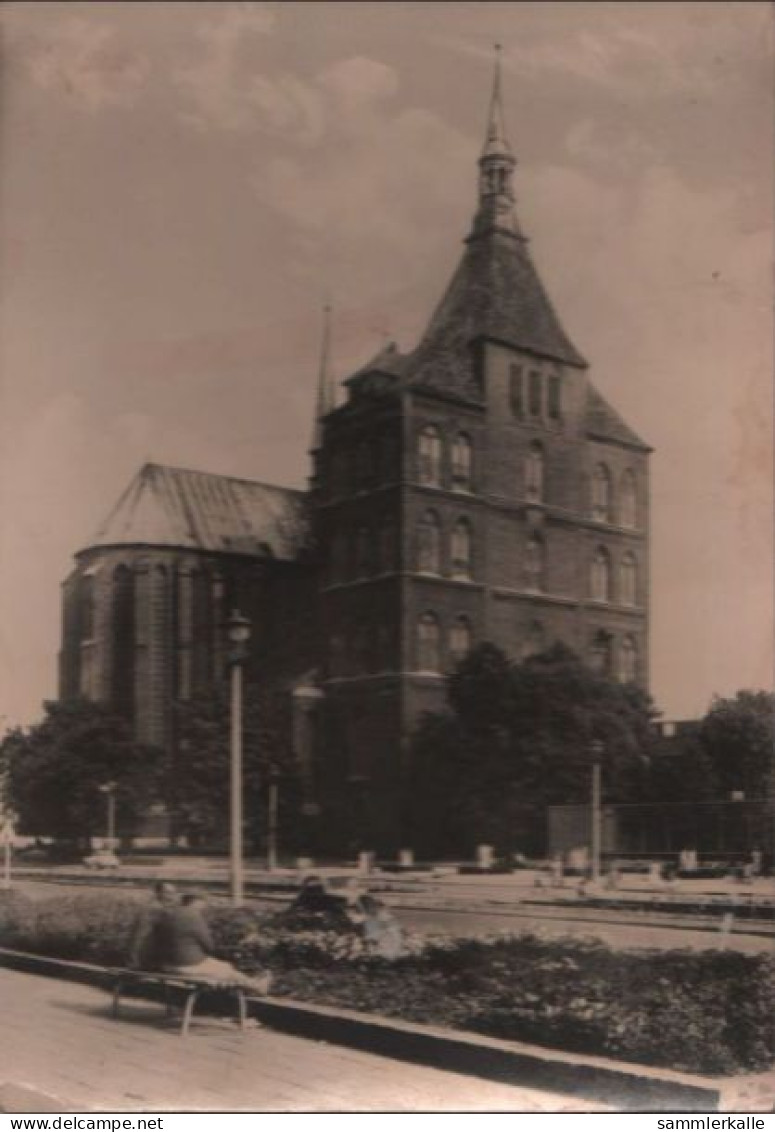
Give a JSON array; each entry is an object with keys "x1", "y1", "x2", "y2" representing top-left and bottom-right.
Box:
[
  {"x1": 236, "y1": 988, "x2": 247, "y2": 1031},
  {"x1": 181, "y1": 988, "x2": 200, "y2": 1037},
  {"x1": 112, "y1": 980, "x2": 124, "y2": 1019}
]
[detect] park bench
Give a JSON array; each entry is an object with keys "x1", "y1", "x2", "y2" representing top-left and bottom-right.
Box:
[{"x1": 109, "y1": 969, "x2": 252, "y2": 1037}]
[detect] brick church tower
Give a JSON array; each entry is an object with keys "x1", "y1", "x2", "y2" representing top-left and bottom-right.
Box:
[
  {"x1": 59, "y1": 57, "x2": 649, "y2": 853},
  {"x1": 310, "y1": 54, "x2": 650, "y2": 848}
]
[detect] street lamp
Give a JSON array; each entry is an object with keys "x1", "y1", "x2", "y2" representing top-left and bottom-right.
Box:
[
  {"x1": 589, "y1": 740, "x2": 604, "y2": 883},
  {"x1": 98, "y1": 781, "x2": 117, "y2": 849},
  {"x1": 227, "y1": 609, "x2": 252, "y2": 907}
]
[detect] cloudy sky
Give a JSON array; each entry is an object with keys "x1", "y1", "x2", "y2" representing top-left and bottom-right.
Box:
[{"x1": 0, "y1": 0, "x2": 772, "y2": 728}]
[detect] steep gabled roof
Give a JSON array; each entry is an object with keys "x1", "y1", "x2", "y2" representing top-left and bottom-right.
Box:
[
  {"x1": 401, "y1": 231, "x2": 586, "y2": 401},
  {"x1": 86, "y1": 463, "x2": 309, "y2": 559},
  {"x1": 586, "y1": 385, "x2": 650, "y2": 451}
]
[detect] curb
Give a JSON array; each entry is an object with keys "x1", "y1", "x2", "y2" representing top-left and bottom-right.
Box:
[{"x1": 4, "y1": 947, "x2": 773, "y2": 1112}]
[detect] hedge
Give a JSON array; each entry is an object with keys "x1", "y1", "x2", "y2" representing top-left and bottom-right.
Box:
[{"x1": 1, "y1": 891, "x2": 774, "y2": 1076}]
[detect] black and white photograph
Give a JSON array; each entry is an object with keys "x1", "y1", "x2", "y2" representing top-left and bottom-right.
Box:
[{"x1": 0, "y1": 0, "x2": 772, "y2": 1116}]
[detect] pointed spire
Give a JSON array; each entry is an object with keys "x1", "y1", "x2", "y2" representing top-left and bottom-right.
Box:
[
  {"x1": 311, "y1": 303, "x2": 335, "y2": 453},
  {"x1": 470, "y1": 44, "x2": 523, "y2": 241},
  {"x1": 482, "y1": 44, "x2": 513, "y2": 161}
]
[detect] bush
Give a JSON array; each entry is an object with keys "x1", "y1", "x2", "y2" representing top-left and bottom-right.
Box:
[{"x1": 1, "y1": 891, "x2": 773, "y2": 1075}]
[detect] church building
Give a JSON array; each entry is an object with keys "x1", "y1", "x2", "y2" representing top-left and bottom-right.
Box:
[{"x1": 59, "y1": 61, "x2": 651, "y2": 851}]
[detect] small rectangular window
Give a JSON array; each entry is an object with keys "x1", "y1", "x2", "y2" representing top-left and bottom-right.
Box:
[
  {"x1": 547, "y1": 375, "x2": 561, "y2": 419},
  {"x1": 529, "y1": 371, "x2": 542, "y2": 417}
]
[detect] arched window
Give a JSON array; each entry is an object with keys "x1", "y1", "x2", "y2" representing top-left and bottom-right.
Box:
[
  {"x1": 619, "y1": 552, "x2": 637, "y2": 607},
  {"x1": 377, "y1": 623, "x2": 392, "y2": 671},
  {"x1": 451, "y1": 518, "x2": 472, "y2": 579},
  {"x1": 525, "y1": 442, "x2": 544, "y2": 502},
  {"x1": 379, "y1": 516, "x2": 397, "y2": 573},
  {"x1": 509, "y1": 364, "x2": 524, "y2": 418},
  {"x1": 618, "y1": 635, "x2": 637, "y2": 683},
  {"x1": 417, "y1": 510, "x2": 441, "y2": 574},
  {"x1": 620, "y1": 470, "x2": 637, "y2": 529},
  {"x1": 331, "y1": 529, "x2": 348, "y2": 582},
  {"x1": 356, "y1": 440, "x2": 373, "y2": 488},
  {"x1": 451, "y1": 433, "x2": 473, "y2": 490},
  {"x1": 355, "y1": 524, "x2": 371, "y2": 577},
  {"x1": 522, "y1": 620, "x2": 546, "y2": 660},
  {"x1": 591, "y1": 463, "x2": 612, "y2": 522},
  {"x1": 380, "y1": 433, "x2": 397, "y2": 483},
  {"x1": 417, "y1": 612, "x2": 441, "y2": 673},
  {"x1": 449, "y1": 616, "x2": 472, "y2": 665},
  {"x1": 525, "y1": 533, "x2": 545, "y2": 591},
  {"x1": 418, "y1": 424, "x2": 442, "y2": 486},
  {"x1": 590, "y1": 547, "x2": 611, "y2": 602},
  {"x1": 590, "y1": 630, "x2": 612, "y2": 676},
  {"x1": 330, "y1": 634, "x2": 346, "y2": 677}
]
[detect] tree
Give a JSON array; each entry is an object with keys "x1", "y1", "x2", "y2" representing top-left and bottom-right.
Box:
[
  {"x1": 0, "y1": 700, "x2": 162, "y2": 845},
  {"x1": 168, "y1": 683, "x2": 302, "y2": 852},
  {"x1": 698, "y1": 690, "x2": 774, "y2": 800},
  {"x1": 407, "y1": 642, "x2": 658, "y2": 857}
]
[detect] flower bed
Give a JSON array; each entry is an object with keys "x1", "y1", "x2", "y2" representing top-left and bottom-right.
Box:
[{"x1": 2, "y1": 891, "x2": 774, "y2": 1076}]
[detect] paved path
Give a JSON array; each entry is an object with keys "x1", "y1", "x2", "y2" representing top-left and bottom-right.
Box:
[{"x1": 0, "y1": 969, "x2": 597, "y2": 1113}]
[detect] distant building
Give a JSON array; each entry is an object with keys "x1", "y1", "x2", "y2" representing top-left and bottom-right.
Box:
[{"x1": 59, "y1": 60, "x2": 650, "y2": 851}]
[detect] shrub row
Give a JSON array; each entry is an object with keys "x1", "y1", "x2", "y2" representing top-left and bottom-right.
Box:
[{"x1": 2, "y1": 891, "x2": 774, "y2": 1077}]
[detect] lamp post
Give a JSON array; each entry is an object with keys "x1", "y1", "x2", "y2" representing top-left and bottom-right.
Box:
[
  {"x1": 267, "y1": 765, "x2": 279, "y2": 873},
  {"x1": 227, "y1": 609, "x2": 252, "y2": 907},
  {"x1": 590, "y1": 740, "x2": 604, "y2": 883},
  {"x1": 98, "y1": 781, "x2": 117, "y2": 849}
]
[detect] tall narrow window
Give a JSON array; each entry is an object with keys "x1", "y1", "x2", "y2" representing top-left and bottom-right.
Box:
[
  {"x1": 356, "y1": 440, "x2": 374, "y2": 488},
  {"x1": 112, "y1": 565, "x2": 134, "y2": 720},
  {"x1": 355, "y1": 524, "x2": 371, "y2": 577},
  {"x1": 417, "y1": 612, "x2": 441, "y2": 672},
  {"x1": 525, "y1": 533, "x2": 545, "y2": 592},
  {"x1": 618, "y1": 635, "x2": 637, "y2": 683},
  {"x1": 525, "y1": 442, "x2": 544, "y2": 502},
  {"x1": 451, "y1": 518, "x2": 472, "y2": 580},
  {"x1": 590, "y1": 631, "x2": 612, "y2": 676},
  {"x1": 547, "y1": 373, "x2": 561, "y2": 420},
  {"x1": 449, "y1": 616, "x2": 472, "y2": 665},
  {"x1": 331, "y1": 529, "x2": 348, "y2": 582},
  {"x1": 330, "y1": 633, "x2": 346, "y2": 677},
  {"x1": 522, "y1": 620, "x2": 545, "y2": 660},
  {"x1": 418, "y1": 425, "x2": 442, "y2": 486},
  {"x1": 381, "y1": 433, "x2": 397, "y2": 484},
  {"x1": 528, "y1": 370, "x2": 542, "y2": 417},
  {"x1": 379, "y1": 516, "x2": 397, "y2": 573},
  {"x1": 417, "y1": 510, "x2": 441, "y2": 574},
  {"x1": 509, "y1": 364, "x2": 524, "y2": 418},
  {"x1": 591, "y1": 464, "x2": 612, "y2": 522},
  {"x1": 619, "y1": 552, "x2": 637, "y2": 607},
  {"x1": 451, "y1": 433, "x2": 473, "y2": 490},
  {"x1": 81, "y1": 571, "x2": 96, "y2": 641},
  {"x1": 590, "y1": 547, "x2": 611, "y2": 602},
  {"x1": 620, "y1": 470, "x2": 637, "y2": 529}
]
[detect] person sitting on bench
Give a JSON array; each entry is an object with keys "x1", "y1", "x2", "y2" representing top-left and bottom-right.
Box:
[{"x1": 127, "y1": 885, "x2": 271, "y2": 995}]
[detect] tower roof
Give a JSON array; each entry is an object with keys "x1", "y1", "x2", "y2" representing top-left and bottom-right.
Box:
[
  {"x1": 85, "y1": 463, "x2": 309, "y2": 559},
  {"x1": 399, "y1": 48, "x2": 586, "y2": 399}
]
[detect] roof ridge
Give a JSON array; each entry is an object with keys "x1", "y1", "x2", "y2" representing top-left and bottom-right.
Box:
[{"x1": 142, "y1": 462, "x2": 305, "y2": 497}]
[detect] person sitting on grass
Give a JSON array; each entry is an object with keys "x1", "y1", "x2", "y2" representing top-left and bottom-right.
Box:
[{"x1": 128, "y1": 885, "x2": 271, "y2": 994}]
